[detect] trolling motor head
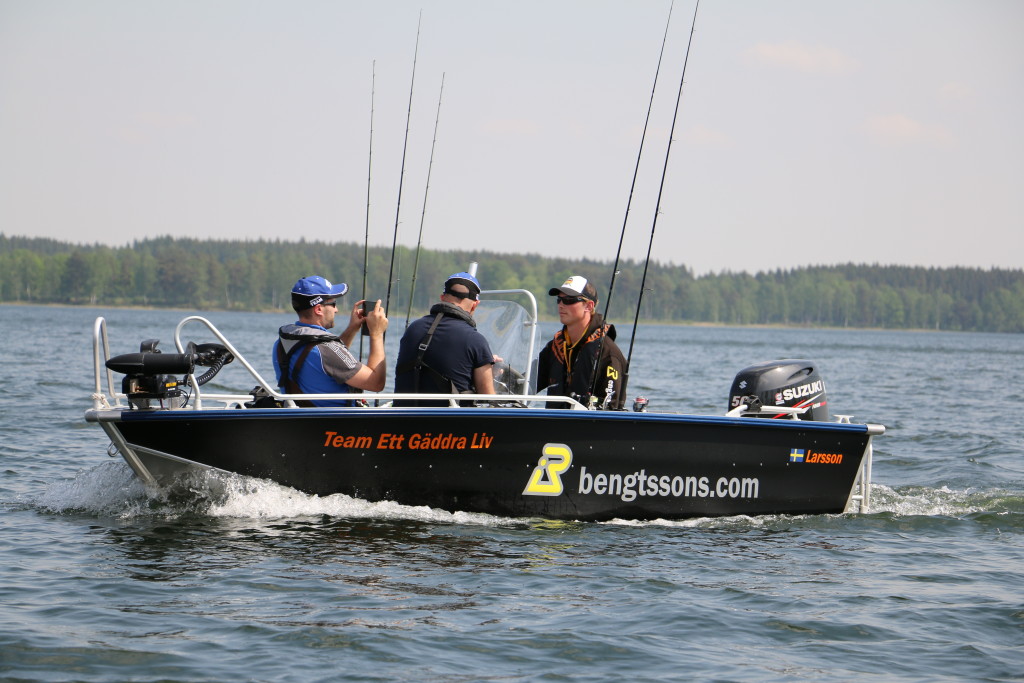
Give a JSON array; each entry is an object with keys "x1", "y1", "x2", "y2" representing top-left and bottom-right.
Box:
[
  {"x1": 106, "y1": 339, "x2": 191, "y2": 403},
  {"x1": 106, "y1": 339, "x2": 234, "y2": 408}
]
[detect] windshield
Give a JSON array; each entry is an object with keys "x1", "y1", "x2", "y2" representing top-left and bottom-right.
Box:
[{"x1": 474, "y1": 298, "x2": 536, "y2": 395}]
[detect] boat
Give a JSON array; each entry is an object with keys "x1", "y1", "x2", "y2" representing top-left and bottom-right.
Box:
[{"x1": 84, "y1": 284, "x2": 884, "y2": 522}]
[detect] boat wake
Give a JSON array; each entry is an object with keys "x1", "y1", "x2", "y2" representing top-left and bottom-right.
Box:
[
  {"x1": 34, "y1": 461, "x2": 516, "y2": 526},
  {"x1": 868, "y1": 482, "x2": 1024, "y2": 518},
  {"x1": 35, "y1": 462, "x2": 1022, "y2": 528},
  {"x1": 602, "y1": 483, "x2": 1024, "y2": 529}
]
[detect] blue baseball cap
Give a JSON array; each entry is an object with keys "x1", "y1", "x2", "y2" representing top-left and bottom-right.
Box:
[
  {"x1": 444, "y1": 272, "x2": 481, "y2": 301},
  {"x1": 291, "y1": 275, "x2": 348, "y2": 309}
]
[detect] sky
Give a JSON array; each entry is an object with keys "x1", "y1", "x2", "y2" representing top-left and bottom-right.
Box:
[{"x1": 1, "y1": 0, "x2": 1021, "y2": 276}]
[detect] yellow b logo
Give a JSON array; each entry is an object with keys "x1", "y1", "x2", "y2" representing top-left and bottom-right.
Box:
[{"x1": 523, "y1": 443, "x2": 573, "y2": 496}]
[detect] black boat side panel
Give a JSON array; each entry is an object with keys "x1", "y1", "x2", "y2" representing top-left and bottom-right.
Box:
[{"x1": 114, "y1": 409, "x2": 870, "y2": 521}]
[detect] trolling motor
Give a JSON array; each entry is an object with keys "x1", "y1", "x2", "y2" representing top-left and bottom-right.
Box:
[{"x1": 106, "y1": 339, "x2": 234, "y2": 408}]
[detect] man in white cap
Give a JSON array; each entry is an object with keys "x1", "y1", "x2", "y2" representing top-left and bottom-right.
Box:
[
  {"x1": 273, "y1": 275, "x2": 388, "y2": 406},
  {"x1": 394, "y1": 271, "x2": 496, "y2": 405},
  {"x1": 536, "y1": 274, "x2": 627, "y2": 409}
]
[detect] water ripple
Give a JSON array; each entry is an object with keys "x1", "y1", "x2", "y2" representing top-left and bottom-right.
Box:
[{"x1": 4, "y1": 307, "x2": 1024, "y2": 681}]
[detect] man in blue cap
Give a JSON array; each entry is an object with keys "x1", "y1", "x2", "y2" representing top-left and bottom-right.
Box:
[
  {"x1": 273, "y1": 275, "x2": 388, "y2": 406},
  {"x1": 394, "y1": 271, "x2": 496, "y2": 405}
]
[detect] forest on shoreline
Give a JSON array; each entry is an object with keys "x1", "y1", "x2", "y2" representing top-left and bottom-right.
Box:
[{"x1": 2, "y1": 234, "x2": 1022, "y2": 332}]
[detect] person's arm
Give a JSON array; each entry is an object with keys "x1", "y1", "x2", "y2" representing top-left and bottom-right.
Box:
[
  {"x1": 598, "y1": 343, "x2": 628, "y2": 409},
  {"x1": 346, "y1": 300, "x2": 388, "y2": 391},
  {"x1": 473, "y1": 364, "x2": 495, "y2": 395},
  {"x1": 340, "y1": 299, "x2": 368, "y2": 348},
  {"x1": 536, "y1": 343, "x2": 553, "y2": 392},
  {"x1": 271, "y1": 340, "x2": 283, "y2": 387}
]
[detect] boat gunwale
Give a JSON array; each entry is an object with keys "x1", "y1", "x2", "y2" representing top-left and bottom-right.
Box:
[{"x1": 86, "y1": 405, "x2": 882, "y2": 435}]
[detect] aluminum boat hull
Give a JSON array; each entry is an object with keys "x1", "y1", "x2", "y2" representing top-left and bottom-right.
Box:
[{"x1": 87, "y1": 406, "x2": 875, "y2": 521}]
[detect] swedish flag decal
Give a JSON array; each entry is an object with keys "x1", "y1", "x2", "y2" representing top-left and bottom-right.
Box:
[{"x1": 789, "y1": 448, "x2": 805, "y2": 463}]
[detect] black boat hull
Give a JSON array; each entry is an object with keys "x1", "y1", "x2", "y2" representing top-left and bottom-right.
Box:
[{"x1": 88, "y1": 407, "x2": 874, "y2": 521}]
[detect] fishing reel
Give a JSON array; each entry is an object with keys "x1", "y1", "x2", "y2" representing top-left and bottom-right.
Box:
[{"x1": 106, "y1": 339, "x2": 234, "y2": 407}]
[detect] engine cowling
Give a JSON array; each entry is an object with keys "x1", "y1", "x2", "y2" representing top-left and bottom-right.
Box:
[{"x1": 728, "y1": 359, "x2": 829, "y2": 421}]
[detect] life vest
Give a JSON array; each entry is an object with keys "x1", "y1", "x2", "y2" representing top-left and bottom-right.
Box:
[{"x1": 275, "y1": 329, "x2": 351, "y2": 407}]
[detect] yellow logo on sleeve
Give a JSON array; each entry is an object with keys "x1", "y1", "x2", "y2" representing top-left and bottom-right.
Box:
[{"x1": 523, "y1": 443, "x2": 574, "y2": 496}]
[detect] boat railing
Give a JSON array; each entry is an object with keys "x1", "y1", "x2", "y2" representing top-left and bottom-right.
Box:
[
  {"x1": 171, "y1": 315, "x2": 278, "y2": 409},
  {"x1": 725, "y1": 402, "x2": 808, "y2": 419},
  {"x1": 850, "y1": 440, "x2": 874, "y2": 513},
  {"x1": 851, "y1": 421, "x2": 883, "y2": 513},
  {"x1": 90, "y1": 315, "x2": 586, "y2": 411},
  {"x1": 91, "y1": 316, "x2": 122, "y2": 408},
  {"x1": 186, "y1": 392, "x2": 588, "y2": 410}
]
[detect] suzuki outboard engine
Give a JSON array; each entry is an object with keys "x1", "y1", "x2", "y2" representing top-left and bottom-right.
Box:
[{"x1": 728, "y1": 359, "x2": 829, "y2": 421}]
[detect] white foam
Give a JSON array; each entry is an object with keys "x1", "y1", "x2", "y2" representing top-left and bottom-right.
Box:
[
  {"x1": 867, "y1": 482, "x2": 998, "y2": 516},
  {"x1": 34, "y1": 462, "x2": 514, "y2": 526},
  {"x1": 203, "y1": 469, "x2": 511, "y2": 525},
  {"x1": 38, "y1": 465, "x2": 1008, "y2": 525},
  {"x1": 604, "y1": 514, "x2": 768, "y2": 529},
  {"x1": 602, "y1": 482, "x2": 1015, "y2": 527},
  {"x1": 35, "y1": 461, "x2": 152, "y2": 518}
]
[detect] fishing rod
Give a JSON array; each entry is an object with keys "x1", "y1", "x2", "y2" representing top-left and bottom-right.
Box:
[
  {"x1": 588, "y1": 0, "x2": 675, "y2": 403},
  {"x1": 627, "y1": 0, "x2": 700, "y2": 369},
  {"x1": 384, "y1": 11, "x2": 422, "y2": 318},
  {"x1": 405, "y1": 72, "x2": 446, "y2": 330},
  {"x1": 360, "y1": 61, "x2": 376, "y2": 361}
]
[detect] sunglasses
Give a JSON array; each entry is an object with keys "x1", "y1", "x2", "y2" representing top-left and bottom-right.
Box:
[
  {"x1": 322, "y1": 300, "x2": 338, "y2": 308},
  {"x1": 556, "y1": 295, "x2": 587, "y2": 305},
  {"x1": 445, "y1": 287, "x2": 478, "y2": 301}
]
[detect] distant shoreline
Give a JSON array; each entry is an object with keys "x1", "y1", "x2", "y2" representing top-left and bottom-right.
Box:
[{"x1": 2, "y1": 301, "x2": 988, "y2": 334}]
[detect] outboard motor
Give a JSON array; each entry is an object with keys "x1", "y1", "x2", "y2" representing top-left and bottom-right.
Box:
[{"x1": 728, "y1": 359, "x2": 829, "y2": 421}]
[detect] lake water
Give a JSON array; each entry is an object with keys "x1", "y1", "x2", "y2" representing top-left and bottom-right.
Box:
[{"x1": 2, "y1": 304, "x2": 1022, "y2": 681}]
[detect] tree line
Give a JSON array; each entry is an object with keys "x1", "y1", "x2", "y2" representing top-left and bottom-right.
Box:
[{"x1": 2, "y1": 233, "x2": 1022, "y2": 332}]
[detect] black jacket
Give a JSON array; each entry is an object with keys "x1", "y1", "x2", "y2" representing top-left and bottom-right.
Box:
[{"x1": 536, "y1": 313, "x2": 627, "y2": 409}]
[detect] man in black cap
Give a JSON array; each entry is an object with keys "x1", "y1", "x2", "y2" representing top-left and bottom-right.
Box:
[
  {"x1": 273, "y1": 275, "x2": 388, "y2": 406},
  {"x1": 394, "y1": 271, "x2": 496, "y2": 405},
  {"x1": 536, "y1": 274, "x2": 627, "y2": 409}
]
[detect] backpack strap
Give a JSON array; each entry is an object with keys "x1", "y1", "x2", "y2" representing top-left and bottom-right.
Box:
[{"x1": 396, "y1": 311, "x2": 459, "y2": 394}]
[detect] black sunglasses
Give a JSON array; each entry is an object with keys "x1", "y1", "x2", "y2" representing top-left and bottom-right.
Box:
[
  {"x1": 322, "y1": 300, "x2": 338, "y2": 308},
  {"x1": 556, "y1": 295, "x2": 587, "y2": 305},
  {"x1": 445, "y1": 287, "x2": 478, "y2": 301}
]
